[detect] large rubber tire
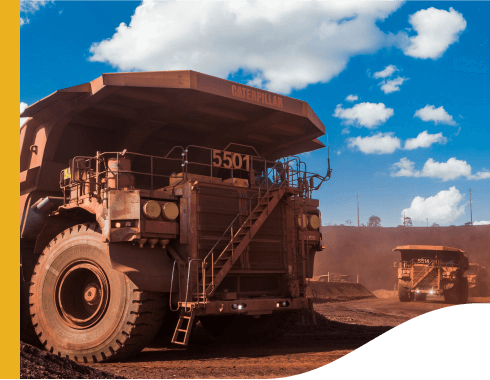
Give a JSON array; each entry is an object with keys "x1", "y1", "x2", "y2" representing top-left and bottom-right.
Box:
[
  {"x1": 200, "y1": 311, "x2": 298, "y2": 344},
  {"x1": 21, "y1": 267, "x2": 43, "y2": 347},
  {"x1": 444, "y1": 284, "x2": 459, "y2": 304},
  {"x1": 398, "y1": 286, "x2": 411, "y2": 302},
  {"x1": 29, "y1": 223, "x2": 167, "y2": 363},
  {"x1": 155, "y1": 309, "x2": 180, "y2": 343},
  {"x1": 458, "y1": 278, "x2": 469, "y2": 304}
]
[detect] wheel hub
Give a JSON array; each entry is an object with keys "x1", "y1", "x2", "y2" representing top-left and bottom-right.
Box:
[
  {"x1": 84, "y1": 283, "x2": 101, "y2": 305},
  {"x1": 55, "y1": 260, "x2": 110, "y2": 329}
]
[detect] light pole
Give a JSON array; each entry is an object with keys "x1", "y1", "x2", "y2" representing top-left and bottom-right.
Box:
[
  {"x1": 357, "y1": 194, "x2": 359, "y2": 227},
  {"x1": 470, "y1": 189, "x2": 473, "y2": 225}
]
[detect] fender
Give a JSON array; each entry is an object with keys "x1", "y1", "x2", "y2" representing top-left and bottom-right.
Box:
[{"x1": 108, "y1": 242, "x2": 179, "y2": 293}]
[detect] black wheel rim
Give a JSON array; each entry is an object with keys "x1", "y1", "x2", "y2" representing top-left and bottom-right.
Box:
[{"x1": 55, "y1": 260, "x2": 110, "y2": 329}]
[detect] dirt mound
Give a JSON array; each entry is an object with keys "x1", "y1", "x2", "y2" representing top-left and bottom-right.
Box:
[
  {"x1": 307, "y1": 281, "x2": 375, "y2": 303},
  {"x1": 372, "y1": 289, "x2": 398, "y2": 299},
  {"x1": 21, "y1": 342, "x2": 124, "y2": 379}
]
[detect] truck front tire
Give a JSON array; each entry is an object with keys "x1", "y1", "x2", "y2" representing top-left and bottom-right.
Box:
[
  {"x1": 29, "y1": 223, "x2": 167, "y2": 362},
  {"x1": 398, "y1": 285, "x2": 411, "y2": 302}
]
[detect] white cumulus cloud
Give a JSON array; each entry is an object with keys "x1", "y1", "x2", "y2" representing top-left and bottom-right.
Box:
[
  {"x1": 373, "y1": 64, "x2": 398, "y2": 78},
  {"x1": 414, "y1": 105, "x2": 457, "y2": 126},
  {"x1": 379, "y1": 76, "x2": 408, "y2": 94},
  {"x1": 20, "y1": 0, "x2": 52, "y2": 26},
  {"x1": 20, "y1": 102, "x2": 29, "y2": 128},
  {"x1": 334, "y1": 102, "x2": 394, "y2": 129},
  {"x1": 347, "y1": 132, "x2": 401, "y2": 155},
  {"x1": 404, "y1": 130, "x2": 447, "y2": 150},
  {"x1": 391, "y1": 157, "x2": 490, "y2": 181},
  {"x1": 474, "y1": 221, "x2": 490, "y2": 226},
  {"x1": 401, "y1": 186, "x2": 465, "y2": 225},
  {"x1": 403, "y1": 7, "x2": 467, "y2": 59},
  {"x1": 345, "y1": 94, "x2": 358, "y2": 102},
  {"x1": 88, "y1": 1, "x2": 404, "y2": 94}
]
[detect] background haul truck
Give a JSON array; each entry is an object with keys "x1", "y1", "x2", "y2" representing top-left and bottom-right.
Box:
[
  {"x1": 394, "y1": 245, "x2": 469, "y2": 304},
  {"x1": 20, "y1": 71, "x2": 330, "y2": 363}
]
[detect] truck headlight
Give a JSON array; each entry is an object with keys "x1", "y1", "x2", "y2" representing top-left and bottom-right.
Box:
[
  {"x1": 162, "y1": 202, "x2": 179, "y2": 221},
  {"x1": 143, "y1": 200, "x2": 161, "y2": 219},
  {"x1": 308, "y1": 215, "x2": 320, "y2": 230}
]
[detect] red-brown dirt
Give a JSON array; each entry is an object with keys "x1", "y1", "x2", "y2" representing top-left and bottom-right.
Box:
[
  {"x1": 87, "y1": 296, "x2": 489, "y2": 379},
  {"x1": 316, "y1": 225, "x2": 490, "y2": 291}
]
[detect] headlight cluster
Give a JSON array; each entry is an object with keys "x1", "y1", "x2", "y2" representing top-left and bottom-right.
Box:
[
  {"x1": 296, "y1": 214, "x2": 320, "y2": 230},
  {"x1": 143, "y1": 200, "x2": 179, "y2": 221}
]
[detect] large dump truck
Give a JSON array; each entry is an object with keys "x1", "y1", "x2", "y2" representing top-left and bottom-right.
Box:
[
  {"x1": 393, "y1": 245, "x2": 469, "y2": 304},
  {"x1": 20, "y1": 71, "x2": 330, "y2": 362}
]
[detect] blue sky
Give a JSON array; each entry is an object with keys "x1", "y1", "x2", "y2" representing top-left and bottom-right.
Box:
[{"x1": 20, "y1": 1, "x2": 490, "y2": 227}]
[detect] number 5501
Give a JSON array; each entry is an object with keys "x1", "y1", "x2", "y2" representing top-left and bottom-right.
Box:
[{"x1": 212, "y1": 150, "x2": 250, "y2": 171}]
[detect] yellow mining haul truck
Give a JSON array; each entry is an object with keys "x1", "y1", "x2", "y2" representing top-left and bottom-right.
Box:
[
  {"x1": 393, "y1": 245, "x2": 469, "y2": 304},
  {"x1": 20, "y1": 71, "x2": 331, "y2": 362}
]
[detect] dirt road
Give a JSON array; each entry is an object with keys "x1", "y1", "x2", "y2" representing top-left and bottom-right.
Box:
[{"x1": 89, "y1": 296, "x2": 489, "y2": 378}]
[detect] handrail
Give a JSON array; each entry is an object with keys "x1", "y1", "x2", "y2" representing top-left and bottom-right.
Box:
[
  {"x1": 412, "y1": 266, "x2": 433, "y2": 286},
  {"x1": 202, "y1": 161, "x2": 291, "y2": 265}
]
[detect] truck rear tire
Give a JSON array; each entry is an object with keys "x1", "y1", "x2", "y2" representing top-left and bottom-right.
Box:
[
  {"x1": 199, "y1": 311, "x2": 298, "y2": 343},
  {"x1": 29, "y1": 223, "x2": 167, "y2": 363},
  {"x1": 398, "y1": 286, "x2": 411, "y2": 302}
]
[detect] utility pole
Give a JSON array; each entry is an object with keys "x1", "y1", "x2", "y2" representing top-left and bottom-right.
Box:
[
  {"x1": 357, "y1": 194, "x2": 360, "y2": 227},
  {"x1": 470, "y1": 189, "x2": 473, "y2": 225},
  {"x1": 427, "y1": 218, "x2": 428, "y2": 227}
]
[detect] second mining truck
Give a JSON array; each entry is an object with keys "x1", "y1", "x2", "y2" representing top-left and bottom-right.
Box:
[
  {"x1": 20, "y1": 71, "x2": 330, "y2": 362},
  {"x1": 393, "y1": 245, "x2": 469, "y2": 304}
]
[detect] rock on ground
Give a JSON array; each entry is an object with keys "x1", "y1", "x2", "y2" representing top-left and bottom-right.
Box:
[{"x1": 20, "y1": 342, "x2": 124, "y2": 379}]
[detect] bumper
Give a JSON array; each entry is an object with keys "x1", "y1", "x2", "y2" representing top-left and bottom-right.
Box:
[{"x1": 188, "y1": 297, "x2": 309, "y2": 316}]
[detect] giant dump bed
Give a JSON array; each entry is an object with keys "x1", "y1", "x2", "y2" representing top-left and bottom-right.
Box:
[
  {"x1": 393, "y1": 245, "x2": 465, "y2": 253},
  {"x1": 21, "y1": 71, "x2": 325, "y2": 172}
]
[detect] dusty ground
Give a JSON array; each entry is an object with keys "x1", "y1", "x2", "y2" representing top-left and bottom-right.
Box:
[{"x1": 89, "y1": 296, "x2": 490, "y2": 378}]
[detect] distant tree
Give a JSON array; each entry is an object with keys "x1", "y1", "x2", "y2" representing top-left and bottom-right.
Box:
[
  {"x1": 345, "y1": 219, "x2": 354, "y2": 226},
  {"x1": 367, "y1": 215, "x2": 381, "y2": 227},
  {"x1": 431, "y1": 223, "x2": 440, "y2": 227},
  {"x1": 360, "y1": 223, "x2": 366, "y2": 227},
  {"x1": 464, "y1": 222, "x2": 472, "y2": 226},
  {"x1": 403, "y1": 216, "x2": 413, "y2": 227}
]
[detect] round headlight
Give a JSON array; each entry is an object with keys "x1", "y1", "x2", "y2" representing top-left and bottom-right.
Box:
[
  {"x1": 143, "y1": 200, "x2": 161, "y2": 219},
  {"x1": 162, "y1": 202, "x2": 179, "y2": 221},
  {"x1": 308, "y1": 215, "x2": 320, "y2": 230},
  {"x1": 296, "y1": 214, "x2": 307, "y2": 228}
]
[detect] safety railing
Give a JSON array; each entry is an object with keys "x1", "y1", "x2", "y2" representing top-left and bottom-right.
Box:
[
  {"x1": 60, "y1": 143, "x2": 326, "y2": 206},
  {"x1": 396, "y1": 259, "x2": 461, "y2": 269},
  {"x1": 60, "y1": 147, "x2": 185, "y2": 204}
]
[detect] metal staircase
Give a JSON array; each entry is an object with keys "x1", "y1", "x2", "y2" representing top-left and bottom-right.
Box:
[
  {"x1": 201, "y1": 186, "x2": 286, "y2": 297},
  {"x1": 172, "y1": 166, "x2": 292, "y2": 346},
  {"x1": 413, "y1": 266, "x2": 438, "y2": 288}
]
